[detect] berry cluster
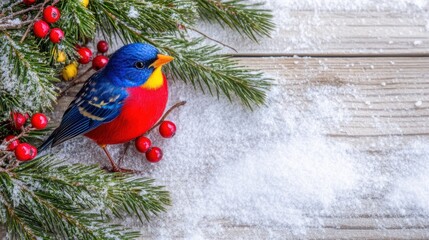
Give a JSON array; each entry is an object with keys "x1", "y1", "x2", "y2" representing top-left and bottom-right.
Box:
[
  {"x1": 33, "y1": 6, "x2": 64, "y2": 44},
  {"x1": 62, "y1": 40, "x2": 110, "y2": 81},
  {"x1": 135, "y1": 121, "x2": 176, "y2": 163},
  {"x1": 4, "y1": 112, "x2": 49, "y2": 161},
  {"x1": 77, "y1": 40, "x2": 110, "y2": 69}
]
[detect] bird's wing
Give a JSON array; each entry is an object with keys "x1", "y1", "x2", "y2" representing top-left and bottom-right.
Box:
[{"x1": 50, "y1": 72, "x2": 127, "y2": 147}]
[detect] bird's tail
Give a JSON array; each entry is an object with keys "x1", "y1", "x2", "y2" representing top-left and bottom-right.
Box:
[{"x1": 38, "y1": 129, "x2": 57, "y2": 152}]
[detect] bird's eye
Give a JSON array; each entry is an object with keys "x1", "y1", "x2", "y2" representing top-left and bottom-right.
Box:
[{"x1": 134, "y1": 61, "x2": 145, "y2": 69}]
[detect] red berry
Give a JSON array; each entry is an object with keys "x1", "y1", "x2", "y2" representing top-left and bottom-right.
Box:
[
  {"x1": 49, "y1": 28, "x2": 64, "y2": 43},
  {"x1": 14, "y1": 143, "x2": 37, "y2": 161},
  {"x1": 23, "y1": 0, "x2": 36, "y2": 5},
  {"x1": 31, "y1": 113, "x2": 48, "y2": 130},
  {"x1": 11, "y1": 112, "x2": 27, "y2": 130},
  {"x1": 159, "y1": 121, "x2": 176, "y2": 138},
  {"x1": 43, "y1": 6, "x2": 60, "y2": 23},
  {"x1": 92, "y1": 55, "x2": 109, "y2": 70},
  {"x1": 33, "y1": 20, "x2": 50, "y2": 38},
  {"x1": 4, "y1": 135, "x2": 20, "y2": 151},
  {"x1": 145, "y1": 147, "x2": 163, "y2": 163},
  {"x1": 135, "y1": 136, "x2": 151, "y2": 153},
  {"x1": 97, "y1": 40, "x2": 109, "y2": 53},
  {"x1": 77, "y1": 47, "x2": 92, "y2": 64}
]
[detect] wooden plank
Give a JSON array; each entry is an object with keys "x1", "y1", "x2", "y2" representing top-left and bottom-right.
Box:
[
  {"x1": 199, "y1": 9, "x2": 429, "y2": 55},
  {"x1": 238, "y1": 57, "x2": 429, "y2": 137},
  {"x1": 214, "y1": 226, "x2": 429, "y2": 240}
]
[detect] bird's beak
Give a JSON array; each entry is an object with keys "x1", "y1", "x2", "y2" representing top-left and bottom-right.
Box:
[{"x1": 150, "y1": 54, "x2": 174, "y2": 68}]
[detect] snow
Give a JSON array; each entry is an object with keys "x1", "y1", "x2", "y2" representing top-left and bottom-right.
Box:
[
  {"x1": 128, "y1": 6, "x2": 139, "y2": 19},
  {"x1": 387, "y1": 141, "x2": 429, "y2": 214},
  {"x1": 57, "y1": 79, "x2": 429, "y2": 238},
  {"x1": 413, "y1": 40, "x2": 423, "y2": 45},
  {"x1": 52, "y1": 0, "x2": 429, "y2": 238},
  {"x1": 415, "y1": 100, "x2": 423, "y2": 107}
]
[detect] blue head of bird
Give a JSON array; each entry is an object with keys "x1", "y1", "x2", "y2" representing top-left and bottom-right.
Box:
[{"x1": 102, "y1": 43, "x2": 173, "y2": 88}]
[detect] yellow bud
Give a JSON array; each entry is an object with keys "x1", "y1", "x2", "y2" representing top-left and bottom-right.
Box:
[
  {"x1": 81, "y1": 0, "x2": 89, "y2": 7},
  {"x1": 56, "y1": 51, "x2": 67, "y2": 62},
  {"x1": 62, "y1": 63, "x2": 78, "y2": 81}
]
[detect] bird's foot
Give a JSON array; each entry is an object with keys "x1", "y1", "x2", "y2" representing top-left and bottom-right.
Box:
[{"x1": 103, "y1": 165, "x2": 142, "y2": 173}]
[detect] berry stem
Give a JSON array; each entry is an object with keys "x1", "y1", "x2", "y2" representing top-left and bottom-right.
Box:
[
  {"x1": 148, "y1": 101, "x2": 186, "y2": 133},
  {"x1": 0, "y1": 126, "x2": 36, "y2": 172},
  {"x1": 1, "y1": 126, "x2": 34, "y2": 151},
  {"x1": 117, "y1": 101, "x2": 187, "y2": 167}
]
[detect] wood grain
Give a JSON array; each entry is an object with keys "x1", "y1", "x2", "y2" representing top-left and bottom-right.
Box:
[
  {"x1": 239, "y1": 57, "x2": 429, "y2": 138},
  {"x1": 204, "y1": 9, "x2": 429, "y2": 55}
]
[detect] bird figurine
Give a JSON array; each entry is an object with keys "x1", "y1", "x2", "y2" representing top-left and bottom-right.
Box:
[{"x1": 39, "y1": 43, "x2": 174, "y2": 172}]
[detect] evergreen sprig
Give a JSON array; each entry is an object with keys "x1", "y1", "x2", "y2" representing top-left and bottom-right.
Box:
[
  {"x1": 58, "y1": 0, "x2": 96, "y2": 43},
  {"x1": 90, "y1": 0, "x2": 197, "y2": 44},
  {"x1": 195, "y1": 0, "x2": 274, "y2": 41},
  {"x1": 0, "y1": 32, "x2": 58, "y2": 119},
  {"x1": 159, "y1": 36, "x2": 270, "y2": 107},
  {"x1": 0, "y1": 155, "x2": 170, "y2": 240}
]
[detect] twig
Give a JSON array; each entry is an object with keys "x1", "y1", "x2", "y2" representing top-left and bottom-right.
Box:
[
  {"x1": 20, "y1": 0, "x2": 52, "y2": 43},
  {"x1": 0, "y1": 2, "x2": 43, "y2": 21},
  {"x1": 0, "y1": 126, "x2": 34, "y2": 166},
  {"x1": 148, "y1": 101, "x2": 186, "y2": 133},
  {"x1": 0, "y1": 1, "x2": 22, "y2": 16},
  {"x1": 0, "y1": 20, "x2": 33, "y2": 31},
  {"x1": 117, "y1": 101, "x2": 187, "y2": 168},
  {"x1": 1, "y1": 126, "x2": 35, "y2": 150},
  {"x1": 188, "y1": 27, "x2": 238, "y2": 53}
]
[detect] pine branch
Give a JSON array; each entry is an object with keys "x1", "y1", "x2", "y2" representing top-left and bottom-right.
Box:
[
  {"x1": 195, "y1": 0, "x2": 274, "y2": 41},
  {"x1": 158, "y1": 36, "x2": 271, "y2": 107},
  {"x1": 90, "y1": 0, "x2": 197, "y2": 44},
  {"x1": 0, "y1": 32, "x2": 58, "y2": 121},
  {"x1": 57, "y1": 0, "x2": 96, "y2": 42},
  {"x1": 0, "y1": 155, "x2": 170, "y2": 239}
]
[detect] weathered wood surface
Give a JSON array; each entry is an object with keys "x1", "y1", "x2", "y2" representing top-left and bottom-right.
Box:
[
  {"x1": 239, "y1": 57, "x2": 429, "y2": 138},
  {"x1": 54, "y1": 57, "x2": 429, "y2": 239},
  {"x1": 206, "y1": 6, "x2": 429, "y2": 55}
]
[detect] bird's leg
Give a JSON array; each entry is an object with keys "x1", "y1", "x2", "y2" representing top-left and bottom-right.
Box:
[
  {"x1": 100, "y1": 145, "x2": 137, "y2": 173},
  {"x1": 117, "y1": 141, "x2": 131, "y2": 168},
  {"x1": 100, "y1": 145, "x2": 120, "y2": 172}
]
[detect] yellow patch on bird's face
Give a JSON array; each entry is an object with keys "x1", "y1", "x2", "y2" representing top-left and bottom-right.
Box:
[{"x1": 141, "y1": 67, "x2": 164, "y2": 90}]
